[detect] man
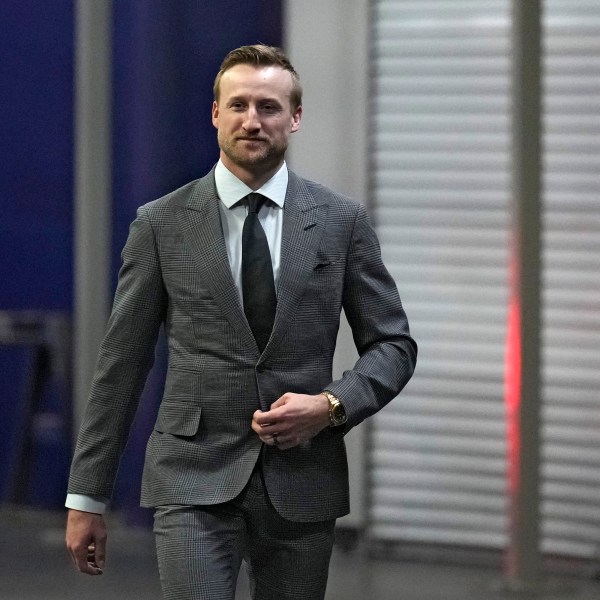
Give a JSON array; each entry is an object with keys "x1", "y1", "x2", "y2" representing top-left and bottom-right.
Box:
[{"x1": 66, "y1": 44, "x2": 417, "y2": 600}]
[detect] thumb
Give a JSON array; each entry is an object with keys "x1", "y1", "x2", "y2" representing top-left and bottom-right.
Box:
[
  {"x1": 270, "y1": 395, "x2": 288, "y2": 410},
  {"x1": 95, "y1": 539, "x2": 106, "y2": 569}
]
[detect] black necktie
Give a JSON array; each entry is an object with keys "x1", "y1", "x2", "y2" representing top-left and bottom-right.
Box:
[{"x1": 242, "y1": 193, "x2": 276, "y2": 352}]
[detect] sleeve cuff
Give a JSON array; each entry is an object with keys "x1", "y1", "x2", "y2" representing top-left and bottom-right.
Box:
[{"x1": 65, "y1": 493, "x2": 109, "y2": 514}]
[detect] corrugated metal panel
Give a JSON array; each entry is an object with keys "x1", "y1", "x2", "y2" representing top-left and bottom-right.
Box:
[
  {"x1": 369, "y1": 0, "x2": 511, "y2": 549},
  {"x1": 370, "y1": 0, "x2": 600, "y2": 558},
  {"x1": 540, "y1": 0, "x2": 600, "y2": 559}
]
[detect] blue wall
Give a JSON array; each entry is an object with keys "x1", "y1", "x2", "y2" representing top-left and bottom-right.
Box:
[
  {"x1": 0, "y1": 0, "x2": 282, "y2": 515},
  {"x1": 112, "y1": 1, "x2": 283, "y2": 262},
  {"x1": 0, "y1": 1, "x2": 74, "y2": 508},
  {"x1": 0, "y1": 1, "x2": 74, "y2": 311}
]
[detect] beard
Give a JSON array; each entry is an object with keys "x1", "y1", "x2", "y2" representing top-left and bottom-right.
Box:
[{"x1": 218, "y1": 132, "x2": 288, "y2": 173}]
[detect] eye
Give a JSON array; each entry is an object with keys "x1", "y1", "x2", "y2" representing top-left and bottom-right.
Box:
[
  {"x1": 229, "y1": 102, "x2": 245, "y2": 111},
  {"x1": 260, "y1": 102, "x2": 281, "y2": 114}
]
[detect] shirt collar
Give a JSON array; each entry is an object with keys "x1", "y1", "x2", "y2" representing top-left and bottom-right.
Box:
[{"x1": 215, "y1": 160, "x2": 288, "y2": 209}]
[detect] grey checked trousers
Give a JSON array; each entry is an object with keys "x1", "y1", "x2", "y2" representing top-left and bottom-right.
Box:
[{"x1": 154, "y1": 465, "x2": 336, "y2": 600}]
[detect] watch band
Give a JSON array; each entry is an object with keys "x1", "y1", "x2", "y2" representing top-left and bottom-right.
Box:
[{"x1": 322, "y1": 390, "x2": 347, "y2": 427}]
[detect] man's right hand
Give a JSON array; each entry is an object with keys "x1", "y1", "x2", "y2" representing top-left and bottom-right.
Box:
[{"x1": 65, "y1": 508, "x2": 107, "y2": 575}]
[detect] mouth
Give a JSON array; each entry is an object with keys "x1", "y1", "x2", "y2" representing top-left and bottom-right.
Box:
[{"x1": 237, "y1": 137, "x2": 267, "y2": 143}]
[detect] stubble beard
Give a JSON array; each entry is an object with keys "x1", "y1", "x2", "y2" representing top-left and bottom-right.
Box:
[{"x1": 219, "y1": 133, "x2": 288, "y2": 174}]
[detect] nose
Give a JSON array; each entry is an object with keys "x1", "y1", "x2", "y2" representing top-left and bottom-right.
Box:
[{"x1": 242, "y1": 106, "x2": 261, "y2": 133}]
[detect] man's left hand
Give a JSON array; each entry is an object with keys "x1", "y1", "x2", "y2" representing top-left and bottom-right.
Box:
[{"x1": 252, "y1": 392, "x2": 330, "y2": 450}]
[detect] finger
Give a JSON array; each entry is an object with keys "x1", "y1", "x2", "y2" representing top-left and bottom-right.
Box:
[
  {"x1": 94, "y1": 538, "x2": 106, "y2": 570},
  {"x1": 253, "y1": 411, "x2": 276, "y2": 427},
  {"x1": 273, "y1": 435, "x2": 294, "y2": 450},
  {"x1": 70, "y1": 545, "x2": 103, "y2": 575},
  {"x1": 259, "y1": 405, "x2": 287, "y2": 425},
  {"x1": 259, "y1": 431, "x2": 278, "y2": 444},
  {"x1": 252, "y1": 410, "x2": 273, "y2": 428},
  {"x1": 86, "y1": 544, "x2": 104, "y2": 572},
  {"x1": 258, "y1": 424, "x2": 285, "y2": 441}
]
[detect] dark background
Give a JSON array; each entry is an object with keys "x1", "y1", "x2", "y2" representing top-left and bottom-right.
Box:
[{"x1": 0, "y1": 0, "x2": 282, "y2": 523}]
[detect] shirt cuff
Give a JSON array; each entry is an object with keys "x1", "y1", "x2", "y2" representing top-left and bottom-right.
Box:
[{"x1": 65, "y1": 493, "x2": 109, "y2": 514}]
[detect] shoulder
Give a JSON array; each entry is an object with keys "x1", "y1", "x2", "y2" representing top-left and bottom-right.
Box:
[
  {"x1": 289, "y1": 170, "x2": 366, "y2": 216},
  {"x1": 137, "y1": 168, "x2": 216, "y2": 219}
]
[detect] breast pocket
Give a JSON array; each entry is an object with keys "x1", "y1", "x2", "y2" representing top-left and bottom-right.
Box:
[
  {"x1": 154, "y1": 368, "x2": 201, "y2": 437},
  {"x1": 309, "y1": 254, "x2": 345, "y2": 300}
]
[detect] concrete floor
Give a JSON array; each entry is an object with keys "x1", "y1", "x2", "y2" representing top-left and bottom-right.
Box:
[{"x1": 1, "y1": 506, "x2": 599, "y2": 600}]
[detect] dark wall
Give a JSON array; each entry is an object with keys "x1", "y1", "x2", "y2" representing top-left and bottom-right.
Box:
[
  {"x1": 0, "y1": 1, "x2": 74, "y2": 311},
  {"x1": 0, "y1": 1, "x2": 74, "y2": 507},
  {"x1": 112, "y1": 1, "x2": 283, "y2": 270},
  {"x1": 0, "y1": 0, "x2": 282, "y2": 514}
]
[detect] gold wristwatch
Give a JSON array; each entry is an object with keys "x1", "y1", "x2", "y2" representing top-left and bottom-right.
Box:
[{"x1": 322, "y1": 390, "x2": 347, "y2": 427}]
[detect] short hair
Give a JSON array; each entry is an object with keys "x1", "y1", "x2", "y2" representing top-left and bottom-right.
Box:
[{"x1": 213, "y1": 44, "x2": 302, "y2": 110}]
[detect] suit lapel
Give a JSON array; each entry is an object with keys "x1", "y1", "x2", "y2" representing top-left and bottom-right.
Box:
[
  {"x1": 178, "y1": 169, "x2": 327, "y2": 359},
  {"x1": 179, "y1": 172, "x2": 256, "y2": 350},
  {"x1": 262, "y1": 171, "x2": 327, "y2": 360}
]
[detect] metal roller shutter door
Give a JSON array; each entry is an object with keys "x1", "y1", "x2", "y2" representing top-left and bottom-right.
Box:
[
  {"x1": 369, "y1": 0, "x2": 511, "y2": 549},
  {"x1": 369, "y1": 0, "x2": 600, "y2": 558}
]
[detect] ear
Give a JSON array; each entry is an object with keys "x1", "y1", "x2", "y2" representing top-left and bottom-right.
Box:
[
  {"x1": 211, "y1": 101, "x2": 219, "y2": 129},
  {"x1": 290, "y1": 105, "x2": 302, "y2": 134}
]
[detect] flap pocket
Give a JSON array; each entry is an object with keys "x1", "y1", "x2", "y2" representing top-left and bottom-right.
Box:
[
  {"x1": 155, "y1": 400, "x2": 201, "y2": 437},
  {"x1": 155, "y1": 367, "x2": 201, "y2": 437}
]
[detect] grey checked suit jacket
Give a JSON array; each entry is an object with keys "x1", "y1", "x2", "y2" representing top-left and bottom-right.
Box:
[{"x1": 68, "y1": 168, "x2": 417, "y2": 523}]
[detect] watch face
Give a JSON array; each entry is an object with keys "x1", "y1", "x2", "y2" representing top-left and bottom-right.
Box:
[{"x1": 333, "y1": 404, "x2": 347, "y2": 425}]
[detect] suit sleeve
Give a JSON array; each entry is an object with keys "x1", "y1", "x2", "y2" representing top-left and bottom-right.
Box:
[
  {"x1": 67, "y1": 206, "x2": 167, "y2": 500},
  {"x1": 325, "y1": 203, "x2": 417, "y2": 430}
]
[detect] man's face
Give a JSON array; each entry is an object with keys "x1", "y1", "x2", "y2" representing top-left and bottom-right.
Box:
[{"x1": 212, "y1": 64, "x2": 302, "y2": 177}]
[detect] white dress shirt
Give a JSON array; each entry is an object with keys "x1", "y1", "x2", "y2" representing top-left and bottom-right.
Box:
[
  {"x1": 66, "y1": 160, "x2": 288, "y2": 514},
  {"x1": 215, "y1": 158, "x2": 287, "y2": 297}
]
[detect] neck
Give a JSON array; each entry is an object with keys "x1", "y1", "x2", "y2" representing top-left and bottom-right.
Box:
[{"x1": 220, "y1": 155, "x2": 284, "y2": 190}]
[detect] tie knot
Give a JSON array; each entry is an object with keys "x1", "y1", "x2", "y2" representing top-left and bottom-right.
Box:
[{"x1": 246, "y1": 193, "x2": 267, "y2": 214}]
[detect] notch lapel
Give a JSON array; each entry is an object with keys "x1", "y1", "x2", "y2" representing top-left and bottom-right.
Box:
[
  {"x1": 179, "y1": 173, "x2": 257, "y2": 351},
  {"x1": 261, "y1": 172, "x2": 327, "y2": 360}
]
